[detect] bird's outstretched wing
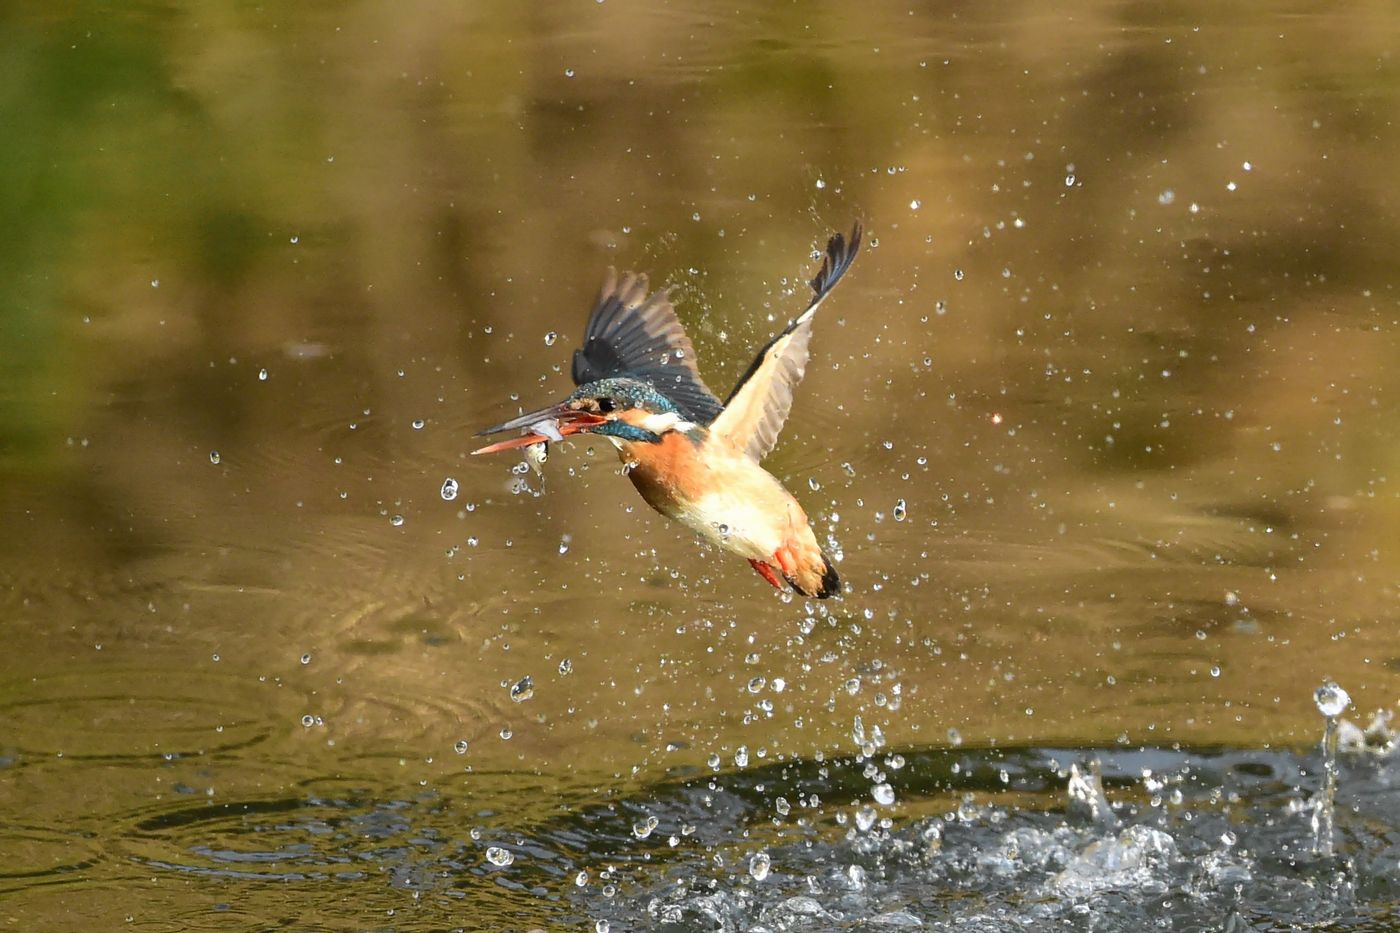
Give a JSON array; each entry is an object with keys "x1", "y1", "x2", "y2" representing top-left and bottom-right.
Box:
[
  {"x1": 709, "y1": 221, "x2": 863, "y2": 462},
  {"x1": 571, "y1": 270, "x2": 724, "y2": 424}
]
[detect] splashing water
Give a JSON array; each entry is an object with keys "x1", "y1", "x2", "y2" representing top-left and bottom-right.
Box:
[
  {"x1": 509, "y1": 676, "x2": 535, "y2": 703},
  {"x1": 1311, "y1": 680, "x2": 1350, "y2": 857},
  {"x1": 1067, "y1": 760, "x2": 1120, "y2": 828}
]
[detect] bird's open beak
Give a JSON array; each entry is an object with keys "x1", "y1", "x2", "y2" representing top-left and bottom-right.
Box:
[{"x1": 470, "y1": 401, "x2": 608, "y2": 455}]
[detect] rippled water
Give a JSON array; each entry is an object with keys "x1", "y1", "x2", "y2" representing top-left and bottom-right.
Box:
[{"x1": 3, "y1": 1, "x2": 1400, "y2": 929}]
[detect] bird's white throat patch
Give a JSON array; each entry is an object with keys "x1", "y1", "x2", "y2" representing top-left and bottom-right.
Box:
[{"x1": 635, "y1": 411, "x2": 697, "y2": 435}]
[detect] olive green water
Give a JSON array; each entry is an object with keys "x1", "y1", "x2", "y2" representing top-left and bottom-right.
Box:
[{"x1": 2, "y1": 2, "x2": 1399, "y2": 930}]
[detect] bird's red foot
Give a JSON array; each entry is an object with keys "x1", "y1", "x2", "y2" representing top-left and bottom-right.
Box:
[{"x1": 748, "y1": 558, "x2": 784, "y2": 590}]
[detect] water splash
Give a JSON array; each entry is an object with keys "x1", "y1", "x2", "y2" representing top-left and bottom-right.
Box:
[
  {"x1": 1311, "y1": 680, "x2": 1350, "y2": 857},
  {"x1": 1341, "y1": 708, "x2": 1397, "y2": 756},
  {"x1": 509, "y1": 676, "x2": 535, "y2": 703},
  {"x1": 1067, "y1": 760, "x2": 1120, "y2": 828}
]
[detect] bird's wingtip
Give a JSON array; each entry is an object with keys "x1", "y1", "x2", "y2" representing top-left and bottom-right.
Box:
[{"x1": 808, "y1": 220, "x2": 865, "y2": 301}]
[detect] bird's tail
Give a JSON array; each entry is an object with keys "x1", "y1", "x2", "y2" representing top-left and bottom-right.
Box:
[
  {"x1": 784, "y1": 550, "x2": 841, "y2": 599},
  {"x1": 814, "y1": 552, "x2": 841, "y2": 599}
]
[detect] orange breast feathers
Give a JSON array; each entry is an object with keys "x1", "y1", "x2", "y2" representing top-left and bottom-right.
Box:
[{"x1": 619, "y1": 429, "x2": 709, "y2": 517}]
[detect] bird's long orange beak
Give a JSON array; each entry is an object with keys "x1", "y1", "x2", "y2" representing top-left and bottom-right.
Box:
[{"x1": 470, "y1": 401, "x2": 608, "y2": 455}]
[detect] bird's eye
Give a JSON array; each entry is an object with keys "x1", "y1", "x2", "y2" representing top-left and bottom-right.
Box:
[{"x1": 596, "y1": 397, "x2": 616, "y2": 414}]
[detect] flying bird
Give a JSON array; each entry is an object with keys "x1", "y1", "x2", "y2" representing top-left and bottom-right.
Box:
[{"x1": 473, "y1": 223, "x2": 863, "y2": 598}]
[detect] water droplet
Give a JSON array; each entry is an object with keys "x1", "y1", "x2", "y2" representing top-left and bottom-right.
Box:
[
  {"x1": 734, "y1": 746, "x2": 749, "y2": 768},
  {"x1": 558, "y1": 658, "x2": 572, "y2": 675},
  {"x1": 300, "y1": 714, "x2": 316, "y2": 728},
  {"x1": 1314, "y1": 681, "x2": 1350, "y2": 718},
  {"x1": 909, "y1": 199, "x2": 921, "y2": 211},
  {"x1": 575, "y1": 870, "x2": 588, "y2": 886},
  {"x1": 855, "y1": 806, "x2": 878, "y2": 831},
  {"x1": 499, "y1": 726, "x2": 513, "y2": 740},
  {"x1": 412, "y1": 419, "x2": 425, "y2": 430},
  {"x1": 509, "y1": 676, "x2": 534, "y2": 702},
  {"x1": 1065, "y1": 173, "x2": 1076, "y2": 186},
  {"x1": 595, "y1": 922, "x2": 610, "y2": 933},
  {"x1": 289, "y1": 235, "x2": 299, "y2": 244},
  {"x1": 776, "y1": 797, "x2": 791, "y2": 816},
  {"x1": 1157, "y1": 189, "x2": 1176, "y2": 205},
  {"x1": 390, "y1": 514, "x2": 405, "y2": 527},
  {"x1": 544, "y1": 331, "x2": 558, "y2": 346},
  {"x1": 300, "y1": 653, "x2": 312, "y2": 665},
  {"x1": 564, "y1": 68, "x2": 575, "y2": 78},
  {"x1": 558, "y1": 535, "x2": 571, "y2": 555},
  {"x1": 453, "y1": 739, "x2": 469, "y2": 755},
  {"x1": 441, "y1": 478, "x2": 459, "y2": 501},
  {"x1": 258, "y1": 368, "x2": 268, "y2": 381},
  {"x1": 953, "y1": 268, "x2": 964, "y2": 281},
  {"x1": 808, "y1": 477, "x2": 820, "y2": 491},
  {"x1": 815, "y1": 178, "x2": 826, "y2": 189},
  {"x1": 841, "y1": 462, "x2": 856, "y2": 477},
  {"x1": 947, "y1": 727, "x2": 963, "y2": 746},
  {"x1": 872, "y1": 782, "x2": 896, "y2": 806},
  {"x1": 707, "y1": 752, "x2": 721, "y2": 769},
  {"x1": 1210, "y1": 665, "x2": 1221, "y2": 678},
  {"x1": 209, "y1": 450, "x2": 221, "y2": 465},
  {"x1": 749, "y1": 851, "x2": 771, "y2": 881},
  {"x1": 632, "y1": 816, "x2": 658, "y2": 839},
  {"x1": 892, "y1": 499, "x2": 907, "y2": 521},
  {"x1": 484, "y1": 846, "x2": 513, "y2": 866},
  {"x1": 747, "y1": 677, "x2": 765, "y2": 694}
]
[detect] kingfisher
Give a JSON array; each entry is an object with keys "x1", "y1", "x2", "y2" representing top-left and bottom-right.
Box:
[{"x1": 472, "y1": 223, "x2": 862, "y2": 598}]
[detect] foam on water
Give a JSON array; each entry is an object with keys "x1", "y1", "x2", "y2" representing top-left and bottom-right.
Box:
[{"x1": 580, "y1": 736, "x2": 1398, "y2": 931}]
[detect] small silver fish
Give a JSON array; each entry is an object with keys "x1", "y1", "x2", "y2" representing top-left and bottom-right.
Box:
[
  {"x1": 529, "y1": 418, "x2": 565, "y2": 443},
  {"x1": 525, "y1": 440, "x2": 548, "y2": 478}
]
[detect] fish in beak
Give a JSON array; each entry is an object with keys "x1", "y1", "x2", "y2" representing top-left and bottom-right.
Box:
[{"x1": 470, "y1": 401, "x2": 609, "y2": 455}]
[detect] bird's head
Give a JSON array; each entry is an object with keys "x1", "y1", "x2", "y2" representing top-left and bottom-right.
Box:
[{"x1": 472, "y1": 377, "x2": 696, "y2": 455}]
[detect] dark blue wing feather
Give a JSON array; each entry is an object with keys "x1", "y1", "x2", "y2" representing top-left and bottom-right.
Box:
[{"x1": 572, "y1": 270, "x2": 724, "y2": 424}]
